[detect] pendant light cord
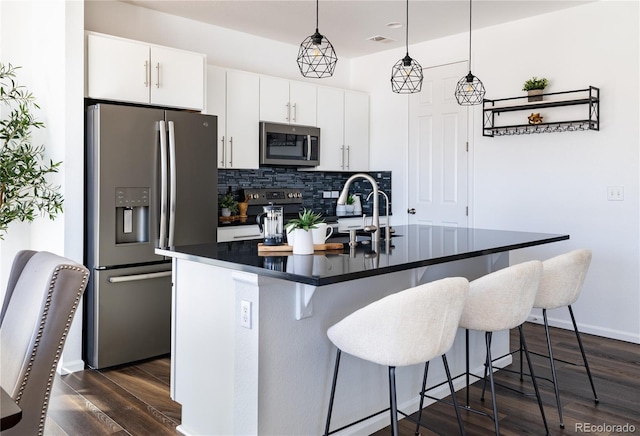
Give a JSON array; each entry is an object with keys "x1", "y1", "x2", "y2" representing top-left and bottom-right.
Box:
[
  {"x1": 468, "y1": 0, "x2": 472, "y2": 69},
  {"x1": 405, "y1": 0, "x2": 409, "y2": 55},
  {"x1": 316, "y1": 0, "x2": 319, "y2": 31}
]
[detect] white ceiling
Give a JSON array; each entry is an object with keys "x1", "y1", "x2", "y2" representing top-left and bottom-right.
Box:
[{"x1": 122, "y1": 0, "x2": 593, "y2": 59}]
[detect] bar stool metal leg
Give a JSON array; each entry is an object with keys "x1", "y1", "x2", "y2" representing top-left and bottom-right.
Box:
[
  {"x1": 543, "y1": 309, "x2": 564, "y2": 428},
  {"x1": 324, "y1": 349, "x2": 342, "y2": 436},
  {"x1": 520, "y1": 325, "x2": 550, "y2": 436},
  {"x1": 388, "y1": 366, "x2": 399, "y2": 436},
  {"x1": 415, "y1": 361, "x2": 430, "y2": 436},
  {"x1": 484, "y1": 332, "x2": 501, "y2": 435},
  {"x1": 442, "y1": 354, "x2": 466, "y2": 436},
  {"x1": 568, "y1": 305, "x2": 599, "y2": 403}
]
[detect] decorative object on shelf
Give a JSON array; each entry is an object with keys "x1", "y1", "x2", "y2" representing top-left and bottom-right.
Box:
[
  {"x1": 528, "y1": 113, "x2": 544, "y2": 124},
  {"x1": 455, "y1": 0, "x2": 486, "y2": 105},
  {"x1": 483, "y1": 86, "x2": 599, "y2": 137},
  {"x1": 0, "y1": 63, "x2": 63, "y2": 239},
  {"x1": 391, "y1": 0, "x2": 423, "y2": 94},
  {"x1": 522, "y1": 77, "x2": 549, "y2": 102},
  {"x1": 237, "y1": 194, "x2": 249, "y2": 218},
  {"x1": 297, "y1": 0, "x2": 337, "y2": 79},
  {"x1": 219, "y1": 191, "x2": 238, "y2": 217},
  {"x1": 285, "y1": 208, "x2": 323, "y2": 255}
]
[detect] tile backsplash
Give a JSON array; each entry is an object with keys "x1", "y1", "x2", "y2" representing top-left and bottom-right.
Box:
[{"x1": 218, "y1": 168, "x2": 392, "y2": 217}]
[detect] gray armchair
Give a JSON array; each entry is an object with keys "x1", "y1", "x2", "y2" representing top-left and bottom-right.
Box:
[{"x1": 1, "y1": 250, "x2": 89, "y2": 435}]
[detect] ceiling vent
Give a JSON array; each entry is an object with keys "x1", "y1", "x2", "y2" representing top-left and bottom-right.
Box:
[{"x1": 367, "y1": 35, "x2": 395, "y2": 43}]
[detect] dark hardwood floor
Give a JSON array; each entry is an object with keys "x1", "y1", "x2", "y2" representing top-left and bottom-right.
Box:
[{"x1": 45, "y1": 322, "x2": 639, "y2": 435}]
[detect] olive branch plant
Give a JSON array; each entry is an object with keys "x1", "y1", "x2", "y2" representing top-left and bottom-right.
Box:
[{"x1": 0, "y1": 63, "x2": 63, "y2": 239}]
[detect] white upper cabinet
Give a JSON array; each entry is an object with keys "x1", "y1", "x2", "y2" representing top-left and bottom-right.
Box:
[
  {"x1": 260, "y1": 76, "x2": 317, "y2": 126},
  {"x1": 206, "y1": 66, "x2": 260, "y2": 169},
  {"x1": 314, "y1": 87, "x2": 369, "y2": 171},
  {"x1": 87, "y1": 32, "x2": 205, "y2": 110},
  {"x1": 344, "y1": 91, "x2": 370, "y2": 172}
]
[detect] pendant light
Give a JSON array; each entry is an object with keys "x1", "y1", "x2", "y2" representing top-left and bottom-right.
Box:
[
  {"x1": 297, "y1": 0, "x2": 338, "y2": 78},
  {"x1": 391, "y1": 0, "x2": 423, "y2": 94},
  {"x1": 454, "y1": 0, "x2": 486, "y2": 105}
]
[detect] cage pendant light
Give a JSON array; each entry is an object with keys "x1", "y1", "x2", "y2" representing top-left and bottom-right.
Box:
[
  {"x1": 391, "y1": 0, "x2": 423, "y2": 93},
  {"x1": 455, "y1": 0, "x2": 486, "y2": 105},
  {"x1": 297, "y1": 0, "x2": 338, "y2": 78}
]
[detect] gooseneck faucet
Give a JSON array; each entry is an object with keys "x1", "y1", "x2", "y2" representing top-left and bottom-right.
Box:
[{"x1": 338, "y1": 173, "x2": 379, "y2": 244}]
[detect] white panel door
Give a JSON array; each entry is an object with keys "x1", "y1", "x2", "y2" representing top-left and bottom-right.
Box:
[
  {"x1": 408, "y1": 62, "x2": 468, "y2": 227},
  {"x1": 344, "y1": 91, "x2": 369, "y2": 172},
  {"x1": 259, "y1": 76, "x2": 290, "y2": 123},
  {"x1": 289, "y1": 81, "x2": 317, "y2": 126},
  {"x1": 205, "y1": 66, "x2": 227, "y2": 168}
]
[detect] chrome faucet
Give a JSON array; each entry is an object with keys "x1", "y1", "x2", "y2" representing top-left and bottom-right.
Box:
[
  {"x1": 367, "y1": 189, "x2": 390, "y2": 244},
  {"x1": 338, "y1": 173, "x2": 380, "y2": 245}
]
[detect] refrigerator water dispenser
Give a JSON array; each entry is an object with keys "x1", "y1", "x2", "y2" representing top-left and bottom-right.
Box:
[{"x1": 115, "y1": 187, "x2": 150, "y2": 244}]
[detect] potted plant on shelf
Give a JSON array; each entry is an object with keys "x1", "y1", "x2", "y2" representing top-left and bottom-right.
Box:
[
  {"x1": 285, "y1": 208, "x2": 323, "y2": 255},
  {"x1": 219, "y1": 192, "x2": 238, "y2": 217},
  {"x1": 345, "y1": 194, "x2": 355, "y2": 213},
  {"x1": 0, "y1": 63, "x2": 63, "y2": 239},
  {"x1": 522, "y1": 76, "x2": 549, "y2": 102}
]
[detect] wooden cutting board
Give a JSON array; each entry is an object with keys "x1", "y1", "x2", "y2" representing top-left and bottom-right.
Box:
[{"x1": 257, "y1": 243, "x2": 343, "y2": 252}]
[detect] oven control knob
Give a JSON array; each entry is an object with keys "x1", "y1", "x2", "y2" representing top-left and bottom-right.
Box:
[
  {"x1": 287, "y1": 193, "x2": 294, "y2": 198},
  {"x1": 296, "y1": 192, "x2": 302, "y2": 198}
]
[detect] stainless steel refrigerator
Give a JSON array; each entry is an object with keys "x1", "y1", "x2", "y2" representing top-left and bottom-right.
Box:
[{"x1": 85, "y1": 103, "x2": 217, "y2": 369}]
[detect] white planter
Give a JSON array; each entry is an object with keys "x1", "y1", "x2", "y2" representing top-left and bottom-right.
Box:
[
  {"x1": 291, "y1": 228, "x2": 314, "y2": 255},
  {"x1": 221, "y1": 208, "x2": 231, "y2": 217}
]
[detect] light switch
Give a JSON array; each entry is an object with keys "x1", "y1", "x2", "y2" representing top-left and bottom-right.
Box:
[{"x1": 607, "y1": 186, "x2": 624, "y2": 201}]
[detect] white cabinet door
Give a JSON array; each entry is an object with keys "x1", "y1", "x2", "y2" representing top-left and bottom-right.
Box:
[
  {"x1": 260, "y1": 76, "x2": 290, "y2": 123},
  {"x1": 260, "y1": 76, "x2": 317, "y2": 126},
  {"x1": 315, "y1": 87, "x2": 345, "y2": 171},
  {"x1": 87, "y1": 33, "x2": 150, "y2": 105},
  {"x1": 87, "y1": 33, "x2": 205, "y2": 110},
  {"x1": 289, "y1": 81, "x2": 317, "y2": 126},
  {"x1": 151, "y1": 46, "x2": 204, "y2": 110},
  {"x1": 205, "y1": 66, "x2": 227, "y2": 168},
  {"x1": 226, "y1": 70, "x2": 260, "y2": 169},
  {"x1": 344, "y1": 91, "x2": 369, "y2": 171}
]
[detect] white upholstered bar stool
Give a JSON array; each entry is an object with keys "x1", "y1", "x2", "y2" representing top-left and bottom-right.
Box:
[
  {"x1": 457, "y1": 260, "x2": 550, "y2": 436},
  {"x1": 520, "y1": 249, "x2": 598, "y2": 428},
  {"x1": 323, "y1": 277, "x2": 469, "y2": 436}
]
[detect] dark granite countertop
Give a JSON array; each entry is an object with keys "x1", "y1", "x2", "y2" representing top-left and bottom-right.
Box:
[{"x1": 157, "y1": 225, "x2": 569, "y2": 286}]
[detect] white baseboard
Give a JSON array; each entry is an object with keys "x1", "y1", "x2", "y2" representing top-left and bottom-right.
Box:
[
  {"x1": 57, "y1": 359, "x2": 85, "y2": 375},
  {"x1": 526, "y1": 315, "x2": 639, "y2": 344}
]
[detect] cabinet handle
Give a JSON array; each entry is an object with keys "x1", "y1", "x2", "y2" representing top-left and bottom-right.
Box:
[
  {"x1": 346, "y1": 145, "x2": 351, "y2": 170},
  {"x1": 340, "y1": 145, "x2": 345, "y2": 170},
  {"x1": 229, "y1": 136, "x2": 233, "y2": 167},
  {"x1": 285, "y1": 103, "x2": 290, "y2": 121},
  {"x1": 155, "y1": 63, "x2": 160, "y2": 88},
  {"x1": 292, "y1": 103, "x2": 297, "y2": 122},
  {"x1": 144, "y1": 61, "x2": 149, "y2": 87},
  {"x1": 220, "y1": 136, "x2": 225, "y2": 166}
]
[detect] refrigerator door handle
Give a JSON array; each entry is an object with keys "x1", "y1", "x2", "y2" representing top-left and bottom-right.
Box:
[
  {"x1": 159, "y1": 120, "x2": 168, "y2": 249},
  {"x1": 108, "y1": 270, "x2": 172, "y2": 283},
  {"x1": 168, "y1": 120, "x2": 177, "y2": 248}
]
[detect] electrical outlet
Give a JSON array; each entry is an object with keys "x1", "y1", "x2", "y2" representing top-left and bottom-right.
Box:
[
  {"x1": 331, "y1": 191, "x2": 339, "y2": 198},
  {"x1": 607, "y1": 186, "x2": 624, "y2": 201},
  {"x1": 240, "y1": 300, "x2": 251, "y2": 329},
  {"x1": 322, "y1": 191, "x2": 332, "y2": 198}
]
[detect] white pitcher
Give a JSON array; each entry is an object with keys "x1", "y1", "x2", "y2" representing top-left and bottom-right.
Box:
[{"x1": 311, "y1": 223, "x2": 334, "y2": 245}]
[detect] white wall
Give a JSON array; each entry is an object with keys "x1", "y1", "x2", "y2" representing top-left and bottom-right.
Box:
[
  {"x1": 0, "y1": 0, "x2": 86, "y2": 371},
  {"x1": 352, "y1": 1, "x2": 640, "y2": 343},
  {"x1": 84, "y1": 0, "x2": 352, "y2": 89}
]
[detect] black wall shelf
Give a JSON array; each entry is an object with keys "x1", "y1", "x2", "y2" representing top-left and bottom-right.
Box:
[{"x1": 483, "y1": 86, "x2": 599, "y2": 137}]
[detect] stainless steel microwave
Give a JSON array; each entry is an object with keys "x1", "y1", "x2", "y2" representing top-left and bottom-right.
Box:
[{"x1": 259, "y1": 122, "x2": 320, "y2": 167}]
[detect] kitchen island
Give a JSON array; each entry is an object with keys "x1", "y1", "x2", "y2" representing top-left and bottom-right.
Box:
[{"x1": 157, "y1": 225, "x2": 568, "y2": 436}]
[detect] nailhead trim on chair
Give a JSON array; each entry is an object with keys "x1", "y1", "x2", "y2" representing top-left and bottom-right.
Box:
[{"x1": 14, "y1": 264, "x2": 89, "y2": 436}]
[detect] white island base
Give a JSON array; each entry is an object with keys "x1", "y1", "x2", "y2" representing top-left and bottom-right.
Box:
[{"x1": 170, "y1": 253, "x2": 512, "y2": 436}]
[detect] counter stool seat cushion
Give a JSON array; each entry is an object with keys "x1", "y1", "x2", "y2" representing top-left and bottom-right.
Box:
[
  {"x1": 535, "y1": 249, "x2": 591, "y2": 310},
  {"x1": 459, "y1": 260, "x2": 542, "y2": 332},
  {"x1": 327, "y1": 277, "x2": 469, "y2": 368}
]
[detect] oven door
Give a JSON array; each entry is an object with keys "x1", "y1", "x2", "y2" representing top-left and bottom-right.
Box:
[{"x1": 260, "y1": 122, "x2": 319, "y2": 166}]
